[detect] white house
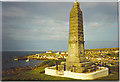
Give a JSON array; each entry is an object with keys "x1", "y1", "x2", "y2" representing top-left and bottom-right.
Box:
[
  {"x1": 56, "y1": 52, "x2": 60, "y2": 54},
  {"x1": 61, "y1": 52, "x2": 66, "y2": 54},
  {"x1": 46, "y1": 50, "x2": 52, "y2": 53}
]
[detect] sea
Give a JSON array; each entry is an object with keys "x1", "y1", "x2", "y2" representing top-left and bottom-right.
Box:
[{"x1": 2, "y1": 51, "x2": 46, "y2": 70}]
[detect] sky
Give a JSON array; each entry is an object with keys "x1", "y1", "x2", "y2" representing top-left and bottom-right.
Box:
[
  {"x1": 1, "y1": 0, "x2": 119, "y2": 2},
  {"x1": 0, "y1": 2, "x2": 2, "y2": 52},
  {"x1": 2, "y1": 2, "x2": 119, "y2": 51}
]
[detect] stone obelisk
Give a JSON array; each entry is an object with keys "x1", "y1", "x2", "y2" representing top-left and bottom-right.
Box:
[
  {"x1": 45, "y1": 1, "x2": 109, "y2": 78},
  {"x1": 66, "y1": 2, "x2": 85, "y2": 64}
]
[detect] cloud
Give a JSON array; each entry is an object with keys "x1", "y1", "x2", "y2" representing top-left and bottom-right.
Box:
[
  {"x1": 3, "y1": 18, "x2": 69, "y2": 41},
  {"x1": 5, "y1": 27, "x2": 68, "y2": 40},
  {"x1": 85, "y1": 22, "x2": 99, "y2": 28},
  {"x1": 0, "y1": 3, "x2": 2, "y2": 51},
  {"x1": 3, "y1": 6, "x2": 28, "y2": 17},
  {"x1": 81, "y1": 2, "x2": 99, "y2": 8},
  {"x1": 2, "y1": 2, "x2": 118, "y2": 51},
  {"x1": 1, "y1": 0, "x2": 118, "y2": 2}
]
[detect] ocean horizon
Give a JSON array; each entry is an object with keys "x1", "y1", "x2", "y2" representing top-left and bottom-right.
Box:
[{"x1": 2, "y1": 51, "x2": 46, "y2": 70}]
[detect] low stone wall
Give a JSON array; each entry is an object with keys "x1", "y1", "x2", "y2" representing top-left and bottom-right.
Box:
[
  {"x1": 45, "y1": 66, "x2": 57, "y2": 76},
  {"x1": 64, "y1": 67, "x2": 108, "y2": 80},
  {"x1": 45, "y1": 66, "x2": 109, "y2": 80}
]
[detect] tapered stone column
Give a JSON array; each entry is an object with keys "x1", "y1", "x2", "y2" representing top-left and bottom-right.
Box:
[
  {"x1": 66, "y1": 2, "x2": 85, "y2": 63},
  {"x1": 66, "y1": 1, "x2": 85, "y2": 71}
]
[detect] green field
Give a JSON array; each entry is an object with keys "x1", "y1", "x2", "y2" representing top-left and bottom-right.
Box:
[{"x1": 2, "y1": 60, "x2": 119, "y2": 81}]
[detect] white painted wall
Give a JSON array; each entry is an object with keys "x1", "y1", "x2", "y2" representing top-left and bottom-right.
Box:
[
  {"x1": 45, "y1": 66, "x2": 57, "y2": 76},
  {"x1": 45, "y1": 66, "x2": 109, "y2": 80},
  {"x1": 64, "y1": 67, "x2": 108, "y2": 80}
]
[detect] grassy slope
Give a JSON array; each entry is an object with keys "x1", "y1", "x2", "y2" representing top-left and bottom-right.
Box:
[
  {"x1": 2, "y1": 64, "x2": 75, "y2": 81},
  {"x1": 2, "y1": 60, "x2": 119, "y2": 81}
]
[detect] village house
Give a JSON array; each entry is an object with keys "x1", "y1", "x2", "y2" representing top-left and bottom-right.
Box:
[
  {"x1": 55, "y1": 51, "x2": 60, "y2": 54},
  {"x1": 65, "y1": 51, "x2": 68, "y2": 54},
  {"x1": 46, "y1": 50, "x2": 52, "y2": 53},
  {"x1": 61, "y1": 51, "x2": 66, "y2": 54}
]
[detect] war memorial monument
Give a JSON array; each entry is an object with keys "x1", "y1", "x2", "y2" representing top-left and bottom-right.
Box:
[{"x1": 45, "y1": 1, "x2": 109, "y2": 80}]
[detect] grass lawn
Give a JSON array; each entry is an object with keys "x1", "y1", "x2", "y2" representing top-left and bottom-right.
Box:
[
  {"x1": 2, "y1": 65, "x2": 75, "y2": 81},
  {"x1": 2, "y1": 60, "x2": 119, "y2": 81}
]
